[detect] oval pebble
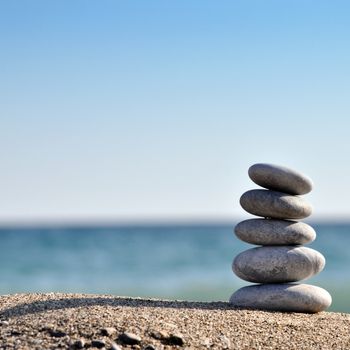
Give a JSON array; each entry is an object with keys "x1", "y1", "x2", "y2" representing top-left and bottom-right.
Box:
[
  {"x1": 240, "y1": 189, "x2": 312, "y2": 219},
  {"x1": 234, "y1": 219, "x2": 316, "y2": 245},
  {"x1": 232, "y1": 246, "x2": 325, "y2": 283},
  {"x1": 229, "y1": 283, "x2": 332, "y2": 313},
  {"x1": 248, "y1": 163, "x2": 313, "y2": 195}
]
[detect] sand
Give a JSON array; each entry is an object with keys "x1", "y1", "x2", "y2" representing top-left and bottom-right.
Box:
[{"x1": 0, "y1": 293, "x2": 349, "y2": 350}]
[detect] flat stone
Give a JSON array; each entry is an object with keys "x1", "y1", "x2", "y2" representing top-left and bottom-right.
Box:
[
  {"x1": 229, "y1": 283, "x2": 332, "y2": 313},
  {"x1": 240, "y1": 189, "x2": 312, "y2": 219},
  {"x1": 234, "y1": 219, "x2": 316, "y2": 245},
  {"x1": 248, "y1": 163, "x2": 313, "y2": 195},
  {"x1": 232, "y1": 246, "x2": 325, "y2": 283}
]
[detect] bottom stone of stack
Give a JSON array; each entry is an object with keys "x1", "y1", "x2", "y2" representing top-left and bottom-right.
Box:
[{"x1": 229, "y1": 283, "x2": 332, "y2": 313}]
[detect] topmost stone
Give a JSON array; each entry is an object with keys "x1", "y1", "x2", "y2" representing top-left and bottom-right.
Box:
[{"x1": 248, "y1": 163, "x2": 313, "y2": 195}]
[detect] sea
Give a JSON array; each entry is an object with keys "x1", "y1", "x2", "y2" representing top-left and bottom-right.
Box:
[{"x1": 0, "y1": 223, "x2": 349, "y2": 312}]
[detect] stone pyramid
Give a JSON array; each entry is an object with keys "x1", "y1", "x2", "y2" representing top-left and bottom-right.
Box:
[{"x1": 229, "y1": 163, "x2": 332, "y2": 313}]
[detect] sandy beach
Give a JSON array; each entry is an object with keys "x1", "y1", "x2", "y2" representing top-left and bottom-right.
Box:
[{"x1": 0, "y1": 293, "x2": 349, "y2": 349}]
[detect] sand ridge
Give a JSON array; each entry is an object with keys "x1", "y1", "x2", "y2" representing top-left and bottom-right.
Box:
[{"x1": 0, "y1": 293, "x2": 349, "y2": 349}]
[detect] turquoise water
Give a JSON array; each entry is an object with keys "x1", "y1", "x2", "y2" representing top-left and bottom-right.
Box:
[{"x1": 0, "y1": 223, "x2": 349, "y2": 312}]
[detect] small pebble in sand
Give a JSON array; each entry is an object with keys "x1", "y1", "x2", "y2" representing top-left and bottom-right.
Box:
[
  {"x1": 110, "y1": 342, "x2": 122, "y2": 350},
  {"x1": 72, "y1": 338, "x2": 85, "y2": 349},
  {"x1": 101, "y1": 327, "x2": 117, "y2": 336},
  {"x1": 143, "y1": 345, "x2": 157, "y2": 350},
  {"x1": 118, "y1": 331, "x2": 142, "y2": 345},
  {"x1": 48, "y1": 329, "x2": 67, "y2": 338},
  {"x1": 166, "y1": 333, "x2": 184, "y2": 346},
  {"x1": 201, "y1": 338, "x2": 211, "y2": 347},
  {"x1": 219, "y1": 335, "x2": 231, "y2": 349},
  {"x1": 150, "y1": 329, "x2": 169, "y2": 340},
  {"x1": 41, "y1": 324, "x2": 54, "y2": 331},
  {"x1": 11, "y1": 330, "x2": 21, "y2": 336},
  {"x1": 150, "y1": 330, "x2": 184, "y2": 346},
  {"x1": 91, "y1": 339, "x2": 106, "y2": 348}
]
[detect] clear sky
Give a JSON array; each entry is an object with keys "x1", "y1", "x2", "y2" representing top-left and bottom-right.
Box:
[{"x1": 1, "y1": 1, "x2": 350, "y2": 224}]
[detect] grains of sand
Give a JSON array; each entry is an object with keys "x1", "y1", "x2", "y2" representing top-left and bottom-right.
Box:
[{"x1": 0, "y1": 293, "x2": 349, "y2": 349}]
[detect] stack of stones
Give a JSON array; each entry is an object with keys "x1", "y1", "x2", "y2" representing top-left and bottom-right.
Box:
[{"x1": 229, "y1": 163, "x2": 332, "y2": 313}]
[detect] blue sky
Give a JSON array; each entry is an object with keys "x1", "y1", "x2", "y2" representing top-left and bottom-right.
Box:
[{"x1": 1, "y1": 1, "x2": 350, "y2": 223}]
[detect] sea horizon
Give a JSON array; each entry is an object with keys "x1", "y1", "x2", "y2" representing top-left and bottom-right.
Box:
[{"x1": 1, "y1": 216, "x2": 350, "y2": 229}]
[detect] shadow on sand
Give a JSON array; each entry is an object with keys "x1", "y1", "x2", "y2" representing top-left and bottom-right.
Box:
[{"x1": 0, "y1": 294, "x2": 238, "y2": 319}]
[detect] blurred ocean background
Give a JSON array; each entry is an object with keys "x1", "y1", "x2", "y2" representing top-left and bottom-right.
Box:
[{"x1": 0, "y1": 222, "x2": 348, "y2": 313}]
